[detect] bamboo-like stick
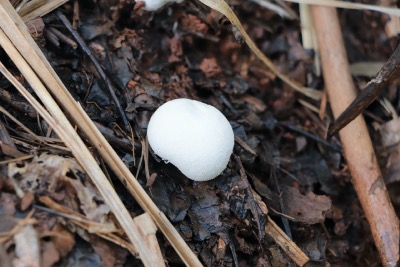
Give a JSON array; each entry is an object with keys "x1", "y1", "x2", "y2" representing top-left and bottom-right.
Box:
[
  {"x1": 310, "y1": 6, "x2": 399, "y2": 267},
  {"x1": 18, "y1": 0, "x2": 46, "y2": 17},
  {"x1": 265, "y1": 217, "x2": 309, "y2": 266},
  {"x1": 284, "y1": 0, "x2": 400, "y2": 17},
  {"x1": 47, "y1": 26, "x2": 78, "y2": 49},
  {"x1": 20, "y1": 0, "x2": 68, "y2": 22},
  {"x1": 0, "y1": 1, "x2": 202, "y2": 266}
]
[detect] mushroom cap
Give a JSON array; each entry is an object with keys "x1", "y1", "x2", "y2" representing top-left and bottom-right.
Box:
[
  {"x1": 147, "y1": 98, "x2": 234, "y2": 181},
  {"x1": 138, "y1": 0, "x2": 184, "y2": 11}
]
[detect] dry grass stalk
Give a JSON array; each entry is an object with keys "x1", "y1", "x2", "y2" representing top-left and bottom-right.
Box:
[
  {"x1": 20, "y1": 0, "x2": 68, "y2": 22},
  {"x1": 198, "y1": 0, "x2": 322, "y2": 100},
  {"x1": 39, "y1": 195, "x2": 138, "y2": 256},
  {"x1": 265, "y1": 218, "x2": 309, "y2": 267},
  {"x1": 0, "y1": 18, "x2": 166, "y2": 267},
  {"x1": 0, "y1": 1, "x2": 202, "y2": 266},
  {"x1": 0, "y1": 37, "x2": 166, "y2": 267},
  {"x1": 299, "y1": 3, "x2": 320, "y2": 76},
  {"x1": 248, "y1": 0, "x2": 295, "y2": 19},
  {"x1": 0, "y1": 105, "x2": 46, "y2": 144},
  {"x1": 284, "y1": 0, "x2": 400, "y2": 17},
  {"x1": 17, "y1": 0, "x2": 45, "y2": 16}
]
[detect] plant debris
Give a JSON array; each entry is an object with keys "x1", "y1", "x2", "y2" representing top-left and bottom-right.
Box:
[{"x1": 1, "y1": 0, "x2": 400, "y2": 266}]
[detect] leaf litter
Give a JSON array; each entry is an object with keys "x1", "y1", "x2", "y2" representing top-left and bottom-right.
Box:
[{"x1": 1, "y1": 0, "x2": 399, "y2": 266}]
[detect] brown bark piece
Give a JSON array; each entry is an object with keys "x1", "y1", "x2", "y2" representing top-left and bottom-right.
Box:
[{"x1": 310, "y1": 6, "x2": 399, "y2": 267}]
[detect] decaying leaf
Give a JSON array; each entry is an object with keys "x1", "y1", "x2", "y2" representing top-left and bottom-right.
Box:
[
  {"x1": 50, "y1": 224, "x2": 76, "y2": 257},
  {"x1": 67, "y1": 178, "x2": 115, "y2": 231},
  {"x1": 90, "y1": 235, "x2": 129, "y2": 267},
  {"x1": 282, "y1": 186, "x2": 331, "y2": 224},
  {"x1": 8, "y1": 153, "x2": 81, "y2": 194},
  {"x1": 8, "y1": 153, "x2": 116, "y2": 230},
  {"x1": 188, "y1": 183, "x2": 223, "y2": 241}
]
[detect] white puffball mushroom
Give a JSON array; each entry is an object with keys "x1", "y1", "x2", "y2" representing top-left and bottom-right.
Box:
[
  {"x1": 138, "y1": 0, "x2": 184, "y2": 11},
  {"x1": 147, "y1": 98, "x2": 234, "y2": 181}
]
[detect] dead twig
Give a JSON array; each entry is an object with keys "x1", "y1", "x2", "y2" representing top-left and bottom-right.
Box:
[
  {"x1": 328, "y1": 44, "x2": 400, "y2": 137},
  {"x1": 72, "y1": 0, "x2": 79, "y2": 30},
  {"x1": 18, "y1": 0, "x2": 46, "y2": 17},
  {"x1": 56, "y1": 11, "x2": 130, "y2": 132},
  {"x1": 284, "y1": 0, "x2": 400, "y2": 17},
  {"x1": 280, "y1": 123, "x2": 342, "y2": 153},
  {"x1": 0, "y1": 2, "x2": 202, "y2": 266},
  {"x1": 37, "y1": 196, "x2": 138, "y2": 256},
  {"x1": 310, "y1": 6, "x2": 399, "y2": 267},
  {"x1": 197, "y1": 0, "x2": 322, "y2": 100},
  {"x1": 20, "y1": 0, "x2": 68, "y2": 23},
  {"x1": 44, "y1": 28, "x2": 60, "y2": 47},
  {"x1": 233, "y1": 155, "x2": 309, "y2": 266},
  {"x1": 0, "y1": 25, "x2": 165, "y2": 267},
  {"x1": 47, "y1": 27, "x2": 78, "y2": 49},
  {"x1": 265, "y1": 217, "x2": 309, "y2": 267}
]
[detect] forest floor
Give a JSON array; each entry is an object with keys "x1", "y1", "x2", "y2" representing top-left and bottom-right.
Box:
[{"x1": 1, "y1": 0, "x2": 400, "y2": 266}]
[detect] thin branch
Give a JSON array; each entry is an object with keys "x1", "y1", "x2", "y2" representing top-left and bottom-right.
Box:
[
  {"x1": 57, "y1": 11, "x2": 131, "y2": 132},
  {"x1": 311, "y1": 6, "x2": 399, "y2": 267}
]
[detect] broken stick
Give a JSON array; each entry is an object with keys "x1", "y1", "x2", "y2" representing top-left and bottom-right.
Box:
[{"x1": 310, "y1": 6, "x2": 399, "y2": 267}]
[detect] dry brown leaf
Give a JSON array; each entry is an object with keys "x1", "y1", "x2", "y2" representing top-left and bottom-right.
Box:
[
  {"x1": 90, "y1": 235, "x2": 128, "y2": 267},
  {"x1": 239, "y1": 95, "x2": 267, "y2": 113},
  {"x1": 7, "y1": 153, "x2": 117, "y2": 233},
  {"x1": 0, "y1": 141, "x2": 26, "y2": 158},
  {"x1": 282, "y1": 186, "x2": 331, "y2": 224},
  {"x1": 350, "y1": 62, "x2": 384, "y2": 77},
  {"x1": 19, "y1": 191, "x2": 34, "y2": 211},
  {"x1": 26, "y1": 17, "x2": 44, "y2": 40},
  {"x1": 40, "y1": 241, "x2": 60, "y2": 267},
  {"x1": 168, "y1": 37, "x2": 183, "y2": 63},
  {"x1": 0, "y1": 192, "x2": 17, "y2": 216},
  {"x1": 48, "y1": 224, "x2": 76, "y2": 257}
]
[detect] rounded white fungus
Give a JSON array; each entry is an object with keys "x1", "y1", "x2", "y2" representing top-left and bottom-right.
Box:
[
  {"x1": 147, "y1": 98, "x2": 234, "y2": 181},
  {"x1": 138, "y1": 0, "x2": 184, "y2": 11}
]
